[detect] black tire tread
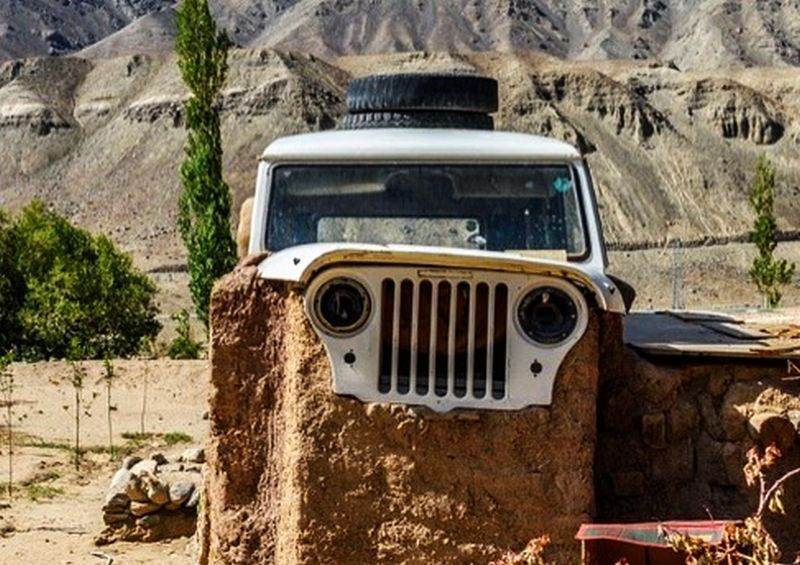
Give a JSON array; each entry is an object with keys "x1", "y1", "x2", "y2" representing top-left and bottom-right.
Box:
[
  {"x1": 341, "y1": 111, "x2": 494, "y2": 131},
  {"x1": 346, "y1": 73, "x2": 499, "y2": 114}
]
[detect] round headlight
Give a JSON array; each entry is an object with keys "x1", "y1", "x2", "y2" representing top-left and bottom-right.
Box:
[
  {"x1": 313, "y1": 277, "x2": 371, "y2": 335},
  {"x1": 517, "y1": 286, "x2": 579, "y2": 345}
]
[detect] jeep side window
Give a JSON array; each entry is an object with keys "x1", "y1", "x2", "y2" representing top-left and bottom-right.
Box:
[{"x1": 266, "y1": 164, "x2": 587, "y2": 258}]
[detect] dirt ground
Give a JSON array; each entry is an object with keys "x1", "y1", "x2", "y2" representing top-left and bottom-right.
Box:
[
  {"x1": 608, "y1": 241, "x2": 800, "y2": 311},
  {"x1": 0, "y1": 360, "x2": 207, "y2": 564}
]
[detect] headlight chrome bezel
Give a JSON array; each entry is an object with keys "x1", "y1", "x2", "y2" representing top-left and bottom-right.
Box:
[
  {"x1": 311, "y1": 276, "x2": 373, "y2": 337},
  {"x1": 514, "y1": 284, "x2": 582, "y2": 346}
]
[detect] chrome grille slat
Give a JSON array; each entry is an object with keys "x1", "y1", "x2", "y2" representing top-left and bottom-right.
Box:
[
  {"x1": 409, "y1": 282, "x2": 420, "y2": 395},
  {"x1": 390, "y1": 280, "x2": 401, "y2": 394},
  {"x1": 486, "y1": 284, "x2": 495, "y2": 396},
  {"x1": 447, "y1": 282, "x2": 457, "y2": 397},
  {"x1": 428, "y1": 284, "x2": 438, "y2": 397},
  {"x1": 379, "y1": 276, "x2": 508, "y2": 404},
  {"x1": 466, "y1": 282, "x2": 476, "y2": 398}
]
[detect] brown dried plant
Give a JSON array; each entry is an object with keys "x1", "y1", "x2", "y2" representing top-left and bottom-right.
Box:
[
  {"x1": 490, "y1": 535, "x2": 553, "y2": 565},
  {"x1": 663, "y1": 444, "x2": 800, "y2": 565}
]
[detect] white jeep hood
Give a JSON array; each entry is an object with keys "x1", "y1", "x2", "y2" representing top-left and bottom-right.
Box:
[{"x1": 257, "y1": 243, "x2": 625, "y2": 313}]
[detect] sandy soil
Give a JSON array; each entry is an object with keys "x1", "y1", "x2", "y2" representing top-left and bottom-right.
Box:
[{"x1": 0, "y1": 360, "x2": 208, "y2": 564}]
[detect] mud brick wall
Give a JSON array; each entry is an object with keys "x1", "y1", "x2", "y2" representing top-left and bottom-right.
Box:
[
  {"x1": 200, "y1": 266, "x2": 612, "y2": 564},
  {"x1": 596, "y1": 347, "x2": 800, "y2": 556}
]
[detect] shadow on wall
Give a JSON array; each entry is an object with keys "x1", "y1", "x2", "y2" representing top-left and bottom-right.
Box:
[{"x1": 596, "y1": 348, "x2": 800, "y2": 557}]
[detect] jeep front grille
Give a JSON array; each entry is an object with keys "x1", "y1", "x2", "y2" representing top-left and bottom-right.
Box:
[{"x1": 378, "y1": 278, "x2": 509, "y2": 401}]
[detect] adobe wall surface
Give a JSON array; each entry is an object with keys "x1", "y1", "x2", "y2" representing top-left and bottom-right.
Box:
[
  {"x1": 596, "y1": 347, "x2": 800, "y2": 556},
  {"x1": 200, "y1": 266, "x2": 610, "y2": 564}
]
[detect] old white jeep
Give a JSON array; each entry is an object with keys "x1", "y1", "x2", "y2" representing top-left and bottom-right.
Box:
[{"x1": 244, "y1": 73, "x2": 627, "y2": 413}]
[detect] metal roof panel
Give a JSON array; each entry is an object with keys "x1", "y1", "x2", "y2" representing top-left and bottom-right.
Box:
[{"x1": 261, "y1": 128, "x2": 581, "y2": 162}]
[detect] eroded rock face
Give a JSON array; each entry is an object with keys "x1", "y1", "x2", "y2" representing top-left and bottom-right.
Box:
[
  {"x1": 201, "y1": 266, "x2": 610, "y2": 564},
  {"x1": 531, "y1": 70, "x2": 671, "y2": 142},
  {"x1": 683, "y1": 79, "x2": 785, "y2": 144}
]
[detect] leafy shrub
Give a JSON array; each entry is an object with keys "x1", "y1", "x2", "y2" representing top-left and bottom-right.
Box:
[
  {"x1": 0, "y1": 213, "x2": 24, "y2": 354},
  {"x1": 25, "y1": 483, "x2": 64, "y2": 502},
  {"x1": 749, "y1": 155, "x2": 795, "y2": 308},
  {"x1": 163, "y1": 431, "x2": 193, "y2": 445},
  {"x1": 0, "y1": 201, "x2": 161, "y2": 360},
  {"x1": 166, "y1": 309, "x2": 203, "y2": 359}
]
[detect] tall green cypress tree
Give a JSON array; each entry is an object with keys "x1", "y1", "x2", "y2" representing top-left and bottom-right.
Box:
[
  {"x1": 749, "y1": 155, "x2": 795, "y2": 308},
  {"x1": 175, "y1": 0, "x2": 236, "y2": 327}
]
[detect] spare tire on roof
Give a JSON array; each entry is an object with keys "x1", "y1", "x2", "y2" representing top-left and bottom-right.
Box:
[
  {"x1": 342, "y1": 110, "x2": 494, "y2": 131},
  {"x1": 341, "y1": 73, "x2": 498, "y2": 130},
  {"x1": 347, "y1": 73, "x2": 498, "y2": 113}
]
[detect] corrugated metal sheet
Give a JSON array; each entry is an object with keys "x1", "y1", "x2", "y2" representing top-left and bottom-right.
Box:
[{"x1": 624, "y1": 309, "x2": 800, "y2": 359}]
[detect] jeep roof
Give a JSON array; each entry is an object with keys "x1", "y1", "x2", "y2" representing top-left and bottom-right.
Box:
[{"x1": 261, "y1": 128, "x2": 582, "y2": 162}]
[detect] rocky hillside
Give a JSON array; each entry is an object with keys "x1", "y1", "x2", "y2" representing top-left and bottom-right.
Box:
[
  {"x1": 4, "y1": 1, "x2": 800, "y2": 70},
  {"x1": 0, "y1": 0, "x2": 174, "y2": 59},
  {"x1": 1, "y1": 49, "x2": 798, "y2": 270}
]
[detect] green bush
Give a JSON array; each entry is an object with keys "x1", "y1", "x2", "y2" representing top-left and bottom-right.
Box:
[
  {"x1": 0, "y1": 212, "x2": 24, "y2": 354},
  {"x1": 0, "y1": 201, "x2": 161, "y2": 360},
  {"x1": 166, "y1": 309, "x2": 203, "y2": 360},
  {"x1": 163, "y1": 431, "x2": 193, "y2": 445},
  {"x1": 749, "y1": 155, "x2": 795, "y2": 308}
]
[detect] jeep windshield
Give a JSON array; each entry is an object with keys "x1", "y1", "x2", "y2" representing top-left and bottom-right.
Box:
[{"x1": 267, "y1": 164, "x2": 587, "y2": 259}]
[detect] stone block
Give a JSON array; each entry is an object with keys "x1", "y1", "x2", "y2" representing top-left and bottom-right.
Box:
[
  {"x1": 149, "y1": 452, "x2": 168, "y2": 465},
  {"x1": 142, "y1": 474, "x2": 169, "y2": 505},
  {"x1": 102, "y1": 512, "x2": 130, "y2": 526},
  {"x1": 611, "y1": 471, "x2": 645, "y2": 497},
  {"x1": 108, "y1": 468, "x2": 131, "y2": 496},
  {"x1": 698, "y1": 393, "x2": 724, "y2": 440},
  {"x1": 722, "y1": 442, "x2": 744, "y2": 486},
  {"x1": 102, "y1": 492, "x2": 130, "y2": 513},
  {"x1": 602, "y1": 387, "x2": 640, "y2": 433},
  {"x1": 747, "y1": 412, "x2": 797, "y2": 452},
  {"x1": 642, "y1": 412, "x2": 667, "y2": 449},
  {"x1": 125, "y1": 476, "x2": 149, "y2": 502},
  {"x1": 168, "y1": 481, "x2": 195, "y2": 509},
  {"x1": 668, "y1": 400, "x2": 698, "y2": 441},
  {"x1": 186, "y1": 487, "x2": 200, "y2": 509},
  {"x1": 136, "y1": 513, "x2": 162, "y2": 528},
  {"x1": 130, "y1": 459, "x2": 158, "y2": 477},
  {"x1": 130, "y1": 500, "x2": 162, "y2": 517},
  {"x1": 627, "y1": 360, "x2": 679, "y2": 408},
  {"x1": 696, "y1": 432, "x2": 728, "y2": 485},
  {"x1": 720, "y1": 382, "x2": 762, "y2": 441},
  {"x1": 181, "y1": 447, "x2": 205, "y2": 464},
  {"x1": 122, "y1": 455, "x2": 142, "y2": 470},
  {"x1": 650, "y1": 438, "x2": 693, "y2": 483},
  {"x1": 708, "y1": 373, "x2": 732, "y2": 397}
]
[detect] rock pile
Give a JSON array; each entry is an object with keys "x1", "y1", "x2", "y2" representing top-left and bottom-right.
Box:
[{"x1": 97, "y1": 448, "x2": 204, "y2": 545}]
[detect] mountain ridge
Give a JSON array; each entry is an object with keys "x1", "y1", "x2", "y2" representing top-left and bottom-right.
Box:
[{"x1": 3, "y1": 1, "x2": 800, "y2": 70}]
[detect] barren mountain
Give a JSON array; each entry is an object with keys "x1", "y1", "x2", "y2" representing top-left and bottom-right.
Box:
[
  {"x1": 1, "y1": 49, "x2": 799, "y2": 274},
  {"x1": 4, "y1": 1, "x2": 800, "y2": 70},
  {"x1": 0, "y1": 0, "x2": 174, "y2": 59},
  {"x1": 244, "y1": 0, "x2": 800, "y2": 70}
]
